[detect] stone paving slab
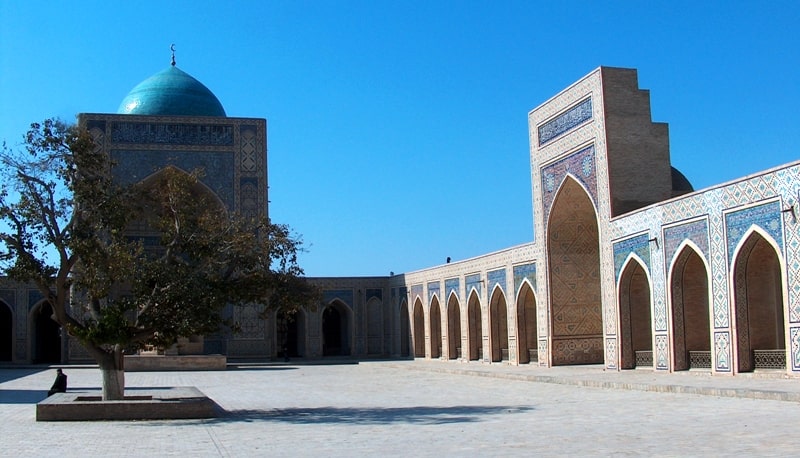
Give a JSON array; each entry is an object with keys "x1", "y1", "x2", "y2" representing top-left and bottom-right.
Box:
[{"x1": 2, "y1": 361, "x2": 800, "y2": 456}]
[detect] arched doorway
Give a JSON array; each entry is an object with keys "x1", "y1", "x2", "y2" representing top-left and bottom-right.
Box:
[
  {"x1": 430, "y1": 297, "x2": 442, "y2": 359},
  {"x1": 322, "y1": 301, "x2": 351, "y2": 357},
  {"x1": 32, "y1": 302, "x2": 61, "y2": 364},
  {"x1": 516, "y1": 282, "x2": 537, "y2": 364},
  {"x1": 547, "y1": 177, "x2": 603, "y2": 365},
  {"x1": 413, "y1": 299, "x2": 425, "y2": 357},
  {"x1": 489, "y1": 288, "x2": 509, "y2": 362},
  {"x1": 277, "y1": 309, "x2": 306, "y2": 358},
  {"x1": 619, "y1": 258, "x2": 652, "y2": 369},
  {"x1": 400, "y1": 300, "x2": 410, "y2": 357},
  {"x1": 447, "y1": 293, "x2": 461, "y2": 360},
  {"x1": 670, "y1": 245, "x2": 711, "y2": 371},
  {"x1": 733, "y1": 231, "x2": 785, "y2": 371},
  {"x1": 0, "y1": 301, "x2": 12, "y2": 361},
  {"x1": 468, "y1": 291, "x2": 482, "y2": 361}
]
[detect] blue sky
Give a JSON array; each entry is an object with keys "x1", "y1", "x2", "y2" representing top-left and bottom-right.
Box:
[{"x1": 1, "y1": 1, "x2": 798, "y2": 277}]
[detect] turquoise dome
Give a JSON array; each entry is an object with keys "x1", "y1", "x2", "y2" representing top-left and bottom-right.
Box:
[{"x1": 117, "y1": 66, "x2": 226, "y2": 117}]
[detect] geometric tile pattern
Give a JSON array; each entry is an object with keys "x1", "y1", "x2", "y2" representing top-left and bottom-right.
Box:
[
  {"x1": 725, "y1": 200, "x2": 783, "y2": 264},
  {"x1": 323, "y1": 289, "x2": 354, "y2": 309},
  {"x1": 465, "y1": 274, "x2": 482, "y2": 300},
  {"x1": 655, "y1": 334, "x2": 669, "y2": 370},
  {"x1": 714, "y1": 331, "x2": 731, "y2": 372},
  {"x1": 366, "y1": 288, "x2": 382, "y2": 302},
  {"x1": 428, "y1": 281, "x2": 440, "y2": 302},
  {"x1": 541, "y1": 144, "x2": 598, "y2": 226},
  {"x1": 487, "y1": 268, "x2": 506, "y2": 298},
  {"x1": 410, "y1": 284, "x2": 424, "y2": 304},
  {"x1": 513, "y1": 263, "x2": 536, "y2": 296},
  {"x1": 792, "y1": 327, "x2": 800, "y2": 371},
  {"x1": 613, "y1": 233, "x2": 651, "y2": 280},
  {"x1": 664, "y1": 219, "x2": 709, "y2": 264},
  {"x1": 538, "y1": 97, "x2": 593, "y2": 146},
  {"x1": 445, "y1": 278, "x2": 460, "y2": 302},
  {"x1": 109, "y1": 121, "x2": 234, "y2": 146}
]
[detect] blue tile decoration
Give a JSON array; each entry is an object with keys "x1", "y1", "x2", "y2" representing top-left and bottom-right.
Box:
[
  {"x1": 792, "y1": 327, "x2": 800, "y2": 371},
  {"x1": 411, "y1": 284, "x2": 424, "y2": 303},
  {"x1": 487, "y1": 268, "x2": 506, "y2": 296},
  {"x1": 0, "y1": 289, "x2": 14, "y2": 307},
  {"x1": 323, "y1": 289, "x2": 354, "y2": 308},
  {"x1": 465, "y1": 274, "x2": 482, "y2": 299},
  {"x1": 538, "y1": 97, "x2": 592, "y2": 146},
  {"x1": 427, "y1": 282, "x2": 440, "y2": 302},
  {"x1": 655, "y1": 335, "x2": 669, "y2": 370},
  {"x1": 513, "y1": 263, "x2": 536, "y2": 295},
  {"x1": 664, "y1": 219, "x2": 710, "y2": 262},
  {"x1": 366, "y1": 288, "x2": 382, "y2": 301},
  {"x1": 445, "y1": 278, "x2": 460, "y2": 302},
  {"x1": 541, "y1": 144, "x2": 598, "y2": 225},
  {"x1": 28, "y1": 289, "x2": 43, "y2": 309},
  {"x1": 110, "y1": 121, "x2": 233, "y2": 146},
  {"x1": 725, "y1": 201, "x2": 783, "y2": 264},
  {"x1": 613, "y1": 233, "x2": 651, "y2": 280},
  {"x1": 111, "y1": 150, "x2": 235, "y2": 210},
  {"x1": 714, "y1": 331, "x2": 731, "y2": 372}
]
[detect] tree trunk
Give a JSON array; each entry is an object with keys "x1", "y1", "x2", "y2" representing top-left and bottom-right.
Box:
[{"x1": 96, "y1": 345, "x2": 125, "y2": 401}]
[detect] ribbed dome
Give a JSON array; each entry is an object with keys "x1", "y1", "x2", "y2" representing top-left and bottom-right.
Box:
[{"x1": 117, "y1": 66, "x2": 226, "y2": 117}]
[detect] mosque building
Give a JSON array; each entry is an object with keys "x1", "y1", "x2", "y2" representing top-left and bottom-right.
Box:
[{"x1": 2, "y1": 61, "x2": 799, "y2": 377}]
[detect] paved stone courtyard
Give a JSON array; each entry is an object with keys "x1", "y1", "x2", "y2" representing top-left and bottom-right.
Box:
[{"x1": 2, "y1": 361, "x2": 800, "y2": 456}]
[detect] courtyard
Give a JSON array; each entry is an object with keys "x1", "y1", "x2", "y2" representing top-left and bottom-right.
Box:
[{"x1": 1, "y1": 361, "x2": 799, "y2": 456}]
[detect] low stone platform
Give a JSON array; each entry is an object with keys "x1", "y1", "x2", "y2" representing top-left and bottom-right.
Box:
[
  {"x1": 36, "y1": 387, "x2": 220, "y2": 421},
  {"x1": 124, "y1": 354, "x2": 227, "y2": 371}
]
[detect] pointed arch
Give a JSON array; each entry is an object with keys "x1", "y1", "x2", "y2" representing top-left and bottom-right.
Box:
[
  {"x1": 731, "y1": 228, "x2": 786, "y2": 372},
  {"x1": 516, "y1": 280, "x2": 537, "y2": 364},
  {"x1": 322, "y1": 300, "x2": 352, "y2": 357},
  {"x1": 467, "y1": 290, "x2": 482, "y2": 361},
  {"x1": 547, "y1": 176, "x2": 603, "y2": 365},
  {"x1": 618, "y1": 254, "x2": 653, "y2": 369},
  {"x1": 447, "y1": 291, "x2": 462, "y2": 360},
  {"x1": 138, "y1": 165, "x2": 227, "y2": 213},
  {"x1": 430, "y1": 296, "x2": 442, "y2": 359},
  {"x1": 669, "y1": 242, "x2": 711, "y2": 371},
  {"x1": 412, "y1": 299, "x2": 425, "y2": 358},
  {"x1": 399, "y1": 298, "x2": 410, "y2": 358},
  {"x1": 30, "y1": 300, "x2": 61, "y2": 364},
  {"x1": 489, "y1": 286, "x2": 509, "y2": 362},
  {"x1": 0, "y1": 300, "x2": 12, "y2": 362}
]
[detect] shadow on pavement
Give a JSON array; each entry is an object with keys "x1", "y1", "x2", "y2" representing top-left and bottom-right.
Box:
[
  {"x1": 0, "y1": 368, "x2": 48, "y2": 384},
  {"x1": 205, "y1": 405, "x2": 535, "y2": 425},
  {"x1": 0, "y1": 389, "x2": 48, "y2": 404}
]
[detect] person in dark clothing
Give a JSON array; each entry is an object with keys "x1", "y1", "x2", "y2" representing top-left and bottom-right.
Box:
[{"x1": 47, "y1": 368, "x2": 67, "y2": 396}]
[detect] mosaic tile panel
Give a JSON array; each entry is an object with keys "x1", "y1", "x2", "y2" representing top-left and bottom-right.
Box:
[
  {"x1": 366, "y1": 288, "x2": 382, "y2": 301},
  {"x1": 714, "y1": 331, "x2": 731, "y2": 372},
  {"x1": 240, "y1": 127, "x2": 258, "y2": 172},
  {"x1": 487, "y1": 268, "x2": 506, "y2": 297},
  {"x1": 410, "y1": 284, "x2": 424, "y2": 303},
  {"x1": 538, "y1": 97, "x2": 593, "y2": 146},
  {"x1": 445, "y1": 278, "x2": 460, "y2": 302},
  {"x1": 465, "y1": 274, "x2": 482, "y2": 299},
  {"x1": 605, "y1": 337, "x2": 617, "y2": 369},
  {"x1": 655, "y1": 334, "x2": 669, "y2": 370},
  {"x1": 725, "y1": 201, "x2": 783, "y2": 264},
  {"x1": 323, "y1": 289, "x2": 354, "y2": 308},
  {"x1": 28, "y1": 289, "x2": 43, "y2": 309},
  {"x1": 664, "y1": 219, "x2": 709, "y2": 263},
  {"x1": 111, "y1": 150, "x2": 235, "y2": 210},
  {"x1": 427, "y1": 281, "x2": 440, "y2": 302},
  {"x1": 613, "y1": 233, "x2": 651, "y2": 280},
  {"x1": 110, "y1": 122, "x2": 234, "y2": 146},
  {"x1": 233, "y1": 303, "x2": 265, "y2": 339},
  {"x1": 791, "y1": 327, "x2": 800, "y2": 371},
  {"x1": 541, "y1": 144, "x2": 598, "y2": 226},
  {"x1": 513, "y1": 263, "x2": 536, "y2": 295}
]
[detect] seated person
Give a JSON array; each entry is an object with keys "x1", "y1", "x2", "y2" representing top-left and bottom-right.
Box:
[{"x1": 47, "y1": 368, "x2": 67, "y2": 396}]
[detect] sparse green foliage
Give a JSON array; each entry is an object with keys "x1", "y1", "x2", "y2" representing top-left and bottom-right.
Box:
[{"x1": 0, "y1": 119, "x2": 317, "y2": 399}]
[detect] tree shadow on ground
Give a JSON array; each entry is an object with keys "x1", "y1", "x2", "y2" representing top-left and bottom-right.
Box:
[
  {"x1": 198, "y1": 405, "x2": 534, "y2": 426},
  {"x1": 0, "y1": 368, "x2": 47, "y2": 384}
]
